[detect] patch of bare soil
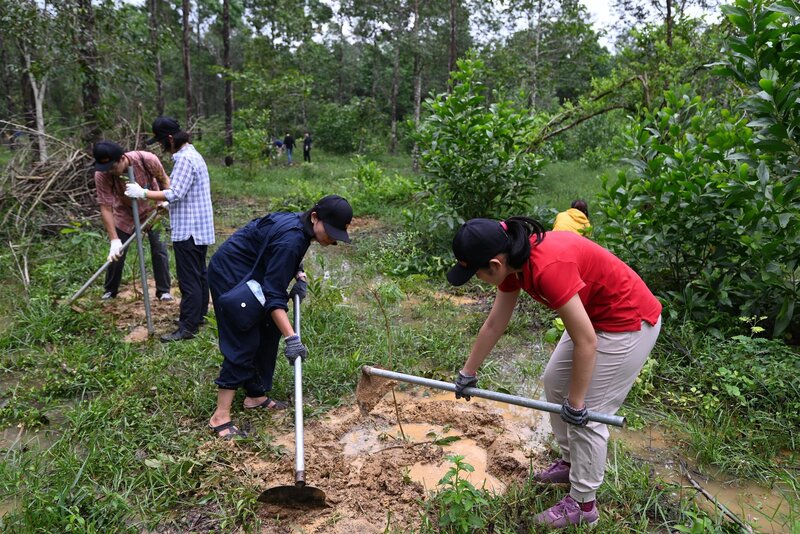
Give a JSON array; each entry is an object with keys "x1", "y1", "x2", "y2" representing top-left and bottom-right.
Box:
[
  {"x1": 224, "y1": 388, "x2": 551, "y2": 533},
  {"x1": 100, "y1": 279, "x2": 181, "y2": 341}
]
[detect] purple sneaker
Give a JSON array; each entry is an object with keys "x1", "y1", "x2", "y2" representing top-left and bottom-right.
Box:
[
  {"x1": 533, "y1": 459, "x2": 571, "y2": 484},
  {"x1": 533, "y1": 495, "x2": 599, "y2": 529}
]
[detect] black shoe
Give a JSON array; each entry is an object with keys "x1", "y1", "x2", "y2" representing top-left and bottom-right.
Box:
[{"x1": 160, "y1": 328, "x2": 195, "y2": 343}]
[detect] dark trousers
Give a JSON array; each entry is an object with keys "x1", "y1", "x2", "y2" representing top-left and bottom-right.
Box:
[
  {"x1": 104, "y1": 227, "x2": 171, "y2": 297},
  {"x1": 208, "y1": 264, "x2": 280, "y2": 396},
  {"x1": 303, "y1": 147, "x2": 311, "y2": 162},
  {"x1": 173, "y1": 237, "x2": 209, "y2": 333}
]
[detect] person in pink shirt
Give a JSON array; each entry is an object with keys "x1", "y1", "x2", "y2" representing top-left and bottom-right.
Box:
[
  {"x1": 447, "y1": 217, "x2": 662, "y2": 529},
  {"x1": 93, "y1": 141, "x2": 173, "y2": 301}
]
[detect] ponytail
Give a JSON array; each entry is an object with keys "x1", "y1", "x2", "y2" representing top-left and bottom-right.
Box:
[{"x1": 502, "y1": 216, "x2": 545, "y2": 268}]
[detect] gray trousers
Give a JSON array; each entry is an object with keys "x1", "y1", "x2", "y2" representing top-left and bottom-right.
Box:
[{"x1": 543, "y1": 316, "x2": 662, "y2": 502}]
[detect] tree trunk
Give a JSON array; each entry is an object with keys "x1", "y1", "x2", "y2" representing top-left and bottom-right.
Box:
[
  {"x1": 76, "y1": 0, "x2": 102, "y2": 146},
  {"x1": 149, "y1": 0, "x2": 165, "y2": 116},
  {"x1": 223, "y1": 0, "x2": 233, "y2": 164},
  {"x1": 21, "y1": 50, "x2": 47, "y2": 163},
  {"x1": 181, "y1": 0, "x2": 194, "y2": 128},
  {"x1": 411, "y1": 0, "x2": 422, "y2": 172},
  {"x1": 0, "y1": 34, "x2": 16, "y2": 119},
  {"x1": 389, "y1": 39, "x2": 400, "y2": 154},
  {"x1": 195, "y1": 6, "x2": 204, "y2": 120},
  {"x1": 665, "y1": 0, "x2": 673, "y2": 48},
  {"x1": 529, "y1": 0, "x2": 544, "y2": 109},
  {"x1": 448, "y1": 0, "x2": 457, "y2": 84}
]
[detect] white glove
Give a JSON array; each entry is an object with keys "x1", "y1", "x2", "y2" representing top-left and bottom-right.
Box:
[
  {"x1": 158, "y1": 201, "x2": 169, "y2": 209},
  {"x1": 125, "y1": 183, "x2": 147, "y2": 199},
  {"x1": 108, "y1": 239, "x2": 123, "y2": 262}
]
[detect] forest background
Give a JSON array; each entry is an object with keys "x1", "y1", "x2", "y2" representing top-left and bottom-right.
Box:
[{"x1": 0, "y1": 0, "x2": 799, "y2": 532}]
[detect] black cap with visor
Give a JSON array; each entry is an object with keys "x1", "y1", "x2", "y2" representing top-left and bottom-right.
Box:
[{"x1": 447, "y1": 218, "x2": 510, "y2": 286}]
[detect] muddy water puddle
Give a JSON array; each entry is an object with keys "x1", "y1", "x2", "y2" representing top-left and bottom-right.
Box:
[{"x1": 615, "y1": 426, "x2": 795, "y2": 533}]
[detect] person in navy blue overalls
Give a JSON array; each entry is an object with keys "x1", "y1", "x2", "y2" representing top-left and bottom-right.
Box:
[{"x1": 207, "y1": 195, "x2": 353, "y2": 439}]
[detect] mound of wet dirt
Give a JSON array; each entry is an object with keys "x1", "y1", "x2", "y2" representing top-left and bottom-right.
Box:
[{"x1": 230, "y1": 388, "x2": 552, "y2": 532}]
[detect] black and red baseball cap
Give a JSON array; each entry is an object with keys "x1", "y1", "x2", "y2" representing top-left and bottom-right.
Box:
[
  {"x1": 92, "y1": 141, "x2": 125, "y2": 171},
  {"x1": 447, "y1": 219, "x2": 509, "y2": 286},
  {"x1": 146, "y1": 116, "x2": 181, "y2": 145},
  {"x1": 314, "y1": 195, "x2": 353, "y2": 243}
]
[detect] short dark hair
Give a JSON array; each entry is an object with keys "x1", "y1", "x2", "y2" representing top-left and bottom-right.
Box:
[
  {"x1": 172, "y1": 131, "x2": 191, "y2": 150},
  {"x1": 571, "y1": 199, "x2": 589, "y2": 217}
]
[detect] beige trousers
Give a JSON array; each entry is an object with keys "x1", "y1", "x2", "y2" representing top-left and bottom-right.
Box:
[{"x1": 543, "y1": 316, "x2": 662, "y2": 502}]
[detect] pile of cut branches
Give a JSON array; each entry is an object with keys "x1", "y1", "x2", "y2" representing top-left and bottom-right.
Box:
[{"x1": 1, "y1": 123, "x2": 100, "y2": 238}]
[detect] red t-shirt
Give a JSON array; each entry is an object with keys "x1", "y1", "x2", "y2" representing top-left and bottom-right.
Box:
[{"x1": 498, "y1": 231, "x2": 662, "y2": 332}]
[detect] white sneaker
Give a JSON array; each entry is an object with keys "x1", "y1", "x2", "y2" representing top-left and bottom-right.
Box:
[{"x1": 159, "y1": 293, "x2": 175, "y2": 302}]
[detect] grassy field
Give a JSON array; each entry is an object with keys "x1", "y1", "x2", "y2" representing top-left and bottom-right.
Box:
[{"x1": 0, "y1": 153, "x2": 796, "y2": 532}]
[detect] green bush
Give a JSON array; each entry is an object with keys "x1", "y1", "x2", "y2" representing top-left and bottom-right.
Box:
[
  {"x1": 314, "y1": 97, "x2": 384, "y2": 154},
  {"x1": 413, "y1": 54, "x2": 544, "y2": 220},
  {"x1": 598, "y1": 85, "x2": 799, "y2": 336}
]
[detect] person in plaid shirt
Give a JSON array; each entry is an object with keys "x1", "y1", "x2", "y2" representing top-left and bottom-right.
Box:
[{"x1": 125, "y1": 117, "x2": 215, "y2": 342}]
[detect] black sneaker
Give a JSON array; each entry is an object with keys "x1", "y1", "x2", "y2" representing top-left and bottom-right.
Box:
[{"x1": 160, "y1": 328, "x2": 195, "y2": 343}]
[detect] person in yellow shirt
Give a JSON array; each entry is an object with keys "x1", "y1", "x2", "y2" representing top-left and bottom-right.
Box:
[{"x1": 553, "y1": 200, "x2": 591, "y2": 235}]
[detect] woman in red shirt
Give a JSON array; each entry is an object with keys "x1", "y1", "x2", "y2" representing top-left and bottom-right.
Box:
[{"x1": 447, "y1": 217, "x2": 662, "y2": 530}]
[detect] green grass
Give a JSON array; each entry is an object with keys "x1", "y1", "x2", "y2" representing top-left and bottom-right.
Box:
[{"x1": 1, "y1": 152, "x2": 797, "y2": 532}]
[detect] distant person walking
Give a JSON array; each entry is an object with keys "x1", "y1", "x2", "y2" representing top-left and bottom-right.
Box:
[
  {"x1": 125, "y1": 117, "x2": 215, "y2": 343},
  {"x1": 302, "y1": 132, "x2": 312, "y2": 163},
  {"x1": 283, "y1": 133, "x2": 296, "y2": 165},
  {"x1": 553, "y1": 199, "x2": 591, "y2": 235},
  {"x1": 92, "y1": 141, "x2": 173, "y2": 302}
]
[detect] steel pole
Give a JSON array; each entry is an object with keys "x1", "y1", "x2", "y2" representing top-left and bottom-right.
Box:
[
  {"x1": 65, "y1": 211, "x2": 160, "y2": 305},
  {"x1": 293, "y1": 294, "x2": 305, "y2": 483},
  {"x1": 361, "y1": 365, "x2": 626, "y2": 427},
  {"x1": 128, "y1": 167, "x2": 154, "y2": 335}
]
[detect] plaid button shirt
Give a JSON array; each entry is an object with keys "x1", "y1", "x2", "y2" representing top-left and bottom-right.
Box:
[{"x1": 164, "y1": 144, "x2": 215, "y2": 245}]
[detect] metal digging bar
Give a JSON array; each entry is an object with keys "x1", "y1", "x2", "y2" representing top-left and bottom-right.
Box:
[
  {"x1": 65, "y1": 210, "x2": 160, "y2": 306},
  {"x1": 127, "y1": 166, "x2": 154, "y2": 335},
  {"x1": 361, "y1": 365, "x2": 626, "y2": 427},
  {"x1": 257, "y1": 294, "x2": 327, "y2": 508}
]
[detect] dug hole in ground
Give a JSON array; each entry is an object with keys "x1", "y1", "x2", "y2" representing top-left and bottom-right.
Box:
[{"x1": 224, "y1": 370, "x2": 554, "y2": 532}]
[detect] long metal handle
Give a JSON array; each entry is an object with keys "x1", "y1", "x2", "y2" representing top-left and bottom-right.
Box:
[
  {"x1": 128, "y1": 167, "x2": 154, "y2": 335},
  {"x1": 66, "y1": 211, "x2": 160, "y2": 305},
  {"x1": 361, "y1": 365, "x2": 625, "y2": 427},
  {"x1": 293, "y1": 294, "x2": 306, "y2": 485}
]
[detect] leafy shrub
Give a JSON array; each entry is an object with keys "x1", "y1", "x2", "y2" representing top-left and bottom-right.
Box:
[
  {"x1": 598, "y1": 85, "x2": 799, "y2": 336},
  {"x1": 413, "y1": 54, "x2": 544, "y2": 220},
  {"x1": 314, "y1": 97, "x2": 385, "y2": 154},
  {"x1": 346, "y1": 156, "x2": 417, "y2": 214},
  {"x1": 635, "y1": 321, "x2": 800, "y2": 461}
]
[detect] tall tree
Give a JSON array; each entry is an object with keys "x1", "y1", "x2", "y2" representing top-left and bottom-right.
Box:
[
  {"x1": 613, "y1": 0, "x2": 721, "y2": 47},
  {"x1": 182, "y1": 0, "x2": 195, "y2": 127},
  {"x1": 222, "y1": 0, "x2": 233, "y2": 163},
  {"x1": 149, "y1": 0, "x2": 165, "y2": 116},
  {"x1": 73, "y1": 0, "x2": 102, "y2": 146}
]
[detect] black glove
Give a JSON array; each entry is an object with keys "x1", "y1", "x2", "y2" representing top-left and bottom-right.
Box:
[
  {"x1": 288, "y1": 279, "x2": 307, "y2": 302},
  {"x1": 454, "y1": 371, "x2": 478, "y2": 401},
  {"x1": 560, "y1": 399, "x2": 589, "y2": 426},
  {"x1": 284, "y1": 334, "x2": 307, "y2": 364}
]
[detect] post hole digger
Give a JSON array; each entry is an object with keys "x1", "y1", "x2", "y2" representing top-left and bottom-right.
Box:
[{"x1": 258, "y1": 294, "x2": 327, "y2": 508}]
